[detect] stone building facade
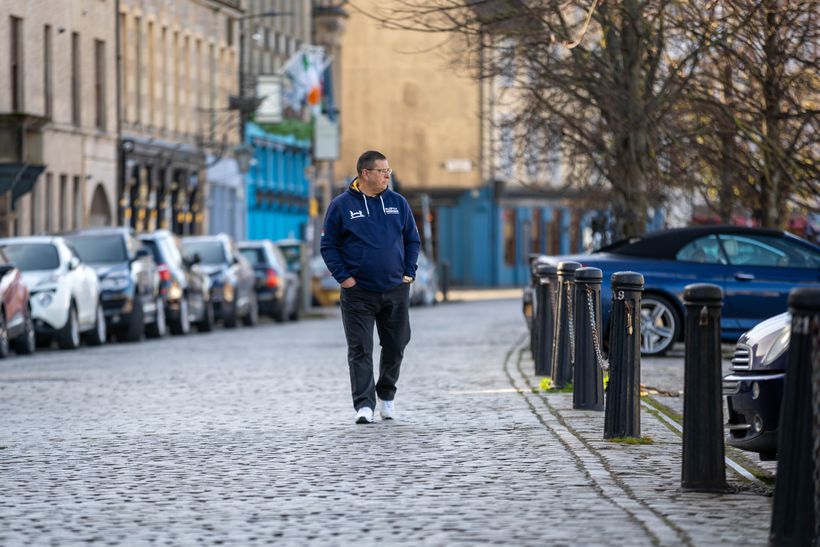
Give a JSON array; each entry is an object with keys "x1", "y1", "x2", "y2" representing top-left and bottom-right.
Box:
[
  {"x1": 118, "y1": 0, "x2": 242, "y2": 235},
  {"x1": 0, "y1": 0, "x2": 119, "y2": 236}
]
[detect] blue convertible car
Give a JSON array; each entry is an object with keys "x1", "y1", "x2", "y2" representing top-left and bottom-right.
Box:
[{"x1": 548, "y1": 226, "x2": 820, "y2": 355}]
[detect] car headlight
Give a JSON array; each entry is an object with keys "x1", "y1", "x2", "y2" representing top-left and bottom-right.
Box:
[
  {"x1": 762, "y1": 328, "x2": 790, "y2": 366},
  {"x1": 34, "y1": 291, "x2": 55, "y2": 307},
  {"x1": 101, "y1": 274, "x2": 131, "y2": 291}
]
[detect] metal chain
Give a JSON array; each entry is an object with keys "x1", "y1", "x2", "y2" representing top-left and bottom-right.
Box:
[
  {"x1": 586, "y1": 286, "x2": 609, "y2": 372},
  {"x1": 567, "y1": 282, "x2": 575, "y2": 364}
]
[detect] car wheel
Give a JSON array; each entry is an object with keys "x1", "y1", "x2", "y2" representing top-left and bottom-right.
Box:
[
  {"x1": 288, "y1": 300, "x2": 300, "y2": 322},
  {"x1": 223, "y1": 295, "x2": 239, "y2": 328},
  {"x1": 273, "y1": 299, "x2": 287, "y2": 323},
  {"x1": 0, "y1": 309, "x2": 9, "y2": 359},
  {"x1": 146, "y1": 297, "x2": 167, "y2": 338},
  {"x1": 640, "y1": 295, "x2": 680, "y2": 356},
  {"x1": 170, "y1": 297, "x2": 191, "y2": 336},
  {"x1": 85, "y1": 301, "x2": 107, "y2": 346},
  {"x1": 197, "y1": 300, "x2": 215, "y2": 333},
  {"x1": 57, "y1": 304, "x2": 81, "y2": 350},
  {"x1": 242, "y1": 294, "x2": 259, "y2": 327},
  {"x1": 120, "y1": 298, "x2": 144, "y2": 343},
  {"x1": 13, "y1": 306, "x2": 36, "y2": 355}
]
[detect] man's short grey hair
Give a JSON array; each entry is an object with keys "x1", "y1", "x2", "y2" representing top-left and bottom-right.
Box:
[{"x1": 357, "y1": 151, "x2": 387, "y2": 176}]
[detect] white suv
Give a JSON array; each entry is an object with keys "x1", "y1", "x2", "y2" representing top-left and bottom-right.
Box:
[{"x1": 0, "y1": 236, "x2": 106, "y2": 349}]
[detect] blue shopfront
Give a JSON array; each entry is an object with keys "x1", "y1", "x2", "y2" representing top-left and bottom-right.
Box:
[
  {"x1": 435, "y1": 185, "x2": 590, "y2": 287},
  {"x1": 245, "y1": 123, "x2": 311, "y2": 242},
  {"x1": 434, "y1": 183, "x2": 667, "y2": 287}
]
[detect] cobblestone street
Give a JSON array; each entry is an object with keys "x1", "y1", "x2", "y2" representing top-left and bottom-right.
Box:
[{"x1": 0, "y1": 297, "x2": 772, "y2": 545}]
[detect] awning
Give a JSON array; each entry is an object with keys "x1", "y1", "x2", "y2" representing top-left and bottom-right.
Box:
[{"x1": 0, "y1": 163, "x2": 45, "y2": 207}]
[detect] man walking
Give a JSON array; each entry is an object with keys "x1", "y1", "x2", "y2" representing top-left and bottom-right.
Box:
[{"x1": 321, "y1": 151, "x2": 420, "y2": 424}]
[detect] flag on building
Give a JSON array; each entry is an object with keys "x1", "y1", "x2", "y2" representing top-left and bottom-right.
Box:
[{"x1": 282, "y1": 46, "x2": 330, "y2": 115}]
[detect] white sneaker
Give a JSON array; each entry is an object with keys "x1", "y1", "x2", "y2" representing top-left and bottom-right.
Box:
[
  {"x1": 379, "y1": 400, "x2": 395, "y2": 420},
  {"x1": 355, "y1": 407, "x2": 374, "y2": 424}
]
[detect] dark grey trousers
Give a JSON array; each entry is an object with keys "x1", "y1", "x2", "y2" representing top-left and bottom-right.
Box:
[{"x1": 340, "y1": 283, "x2": 411, "y2": 411}]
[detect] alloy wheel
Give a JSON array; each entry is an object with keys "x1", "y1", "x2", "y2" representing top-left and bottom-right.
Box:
[{"x1": 640, "y1": 298, "x2": 677, "y2": 355}]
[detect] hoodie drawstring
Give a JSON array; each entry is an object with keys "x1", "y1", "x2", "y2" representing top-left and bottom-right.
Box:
[
  {"x1": 362, "y1": 193, "x2": 370, "y2": 216},
  {"x1": 379, "y1": 195, "x2": 386, "y2": 214}
]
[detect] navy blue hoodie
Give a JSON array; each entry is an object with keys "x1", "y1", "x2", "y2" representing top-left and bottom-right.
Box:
[{"x1": 321, "y1": 178, "x2": 420, "y2": 292}]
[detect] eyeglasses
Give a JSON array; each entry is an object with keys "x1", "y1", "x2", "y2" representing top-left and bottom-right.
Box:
[{"x1": 365, "y1": 168, "x2": 392, "y2": 177}]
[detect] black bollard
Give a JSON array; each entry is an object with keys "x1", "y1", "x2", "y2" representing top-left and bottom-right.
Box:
[
  {"x1": 604, "y1": 271, "x2": 643, "y2": 439},
  {"x1": 527, "y1": 256, "x2": 550, "y2": 356},
  {"x1": 573, "y1": 267, "x2": 605, "y2": 410},
  {"x1": 770, "y1": 287, "x2": 820, "y2": 545},
  {"x1": 681, "y1": 283, "x2": 726, "y2": 492},
  {"x1": 534, "y1": 262, "x2": 558, "y2": 376},
  {"x1": 551, "y1": 261, "x2": 581, "y2": 387},
  {"x1": 813, "y1": 294, "x2": 820, "y2": 547},
  {"x1": 440, "y1": 260, "x2": 450, "y2": 303}
]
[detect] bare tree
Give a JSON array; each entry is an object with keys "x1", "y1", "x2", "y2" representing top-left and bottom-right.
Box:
[
  {"x1": 673, "y1": 0, "x2": 819, "y2": 228},
  {"x1": 368, "y1": 0, "x2": 725, "y2": 238}
]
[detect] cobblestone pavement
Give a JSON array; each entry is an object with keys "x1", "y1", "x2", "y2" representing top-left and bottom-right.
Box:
[{"x1": 0, "y1": 298, "x2": 771, "y2": 545}]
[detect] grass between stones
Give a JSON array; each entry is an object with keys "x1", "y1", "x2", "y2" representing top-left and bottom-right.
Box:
[
  {"x1": 607, "y1": 435, "x2": 655, "y2": 445},
  {"x1": 537, "y1": 377, "x2": 574, "y2": 392}
]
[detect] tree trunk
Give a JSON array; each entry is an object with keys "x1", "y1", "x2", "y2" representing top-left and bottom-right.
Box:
[
  {"x1": 760, "y1": 0, "x2": 785, "y2": 229},
  {"x1": 718, "y1": 64, "x2": 736, "y2": 224},
  {"x1": 610, "y1": 0, "x2": 649, "y2": 239}
]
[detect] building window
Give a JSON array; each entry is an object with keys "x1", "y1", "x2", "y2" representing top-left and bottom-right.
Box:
[
  {"x1": 173, "y1": 31, "x2": 180, "y2": 133},
  {"x1": 60, "y1": 175, "x2": 69, "y2": 231},
  {"x1": 45, "y1": 174, "x2": 54, "y2": 233},
  {"x1": 72, "y1": 32, "x2": 81, "y2": 126},
  {"x1": 195, "y1": 38, "x2": 203, "y2": 137},
  {"x1": 503, "y1": 208, "x2": 517, "y2": 266},
  {"x1": 119, "y1": 13, "x2": 127, "y2": 122},
  {"x1": 147, "y1": 21, "x2": 155, "y2": 126},
  {"x1": 161, "y1": 27, "x2": 168, "y2": 129},
  {"x1": 499, "y1": 121, "x2": 515, "y2": 179},
  {"x1": 134, "y1": 16, "x2": 142, "y2": 124},
  {"x1": 209, "y1": 43, "x2": 216, "y2": 134},
  {"x1": 44, "y1": 25, "x2": 52, "y2": 118},
  {"x1": 94, "y1": 40, "x2": 106, "y2": 130},
  {"x1": 30, "y1": 175, "x2": 42, "y2": 235},
  {"x1": 73, "y1": 176, "x2": 83, "y2": 229},
  {"x1": 498, "y1": 38, "x2": 516, "y2": 88},
  {"x1": 10, "y1": 16, "x2": 24, "y2": 112},
  {"x1": 226, "y1": 18, "x2": 234, "y2": 46},
  {"x1": 182, "y1": 35, "x2": 190, "y2": 135}
]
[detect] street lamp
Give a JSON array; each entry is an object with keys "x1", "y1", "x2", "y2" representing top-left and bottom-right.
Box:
[
  {"x1": 233, "y1": 143, "x2": 254, "y2": 174},
  {"x1": 233, "y1": 11, "x2": 294, "y2": 141}
]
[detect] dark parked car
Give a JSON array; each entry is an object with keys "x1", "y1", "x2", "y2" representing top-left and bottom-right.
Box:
[
  {"x1": 0, "y1": 248, "x2": 35, "y2": 357},
  {"x1": 238, "y1": 240, "x2": 300, "y2": 322},
  {"x1": 139, "y1": 230, "x2": 215, "y2": 334},
  {"x1": 181, "y1": 234, "x2": 258, "y2": 328},
  {"x1": 547, "y1": 226, "x2": 820, "y2": 355},
  {"x1": 67, "y1": 227, "x2": 166, "y2": 342},
  {"x1": 723, "y1": 312, "x2": 789, "y2": 461}
]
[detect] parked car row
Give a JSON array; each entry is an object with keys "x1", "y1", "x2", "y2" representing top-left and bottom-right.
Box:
[{"x1": 0, "y1": 228, "x2": 302, "y2": 358}]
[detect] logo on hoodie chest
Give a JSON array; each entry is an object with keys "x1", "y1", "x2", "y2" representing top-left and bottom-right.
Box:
[
  {"x1": 384, "y1": 206, "x2": 400, "y2": 215},
  {"x1": 349, "y1": 210, "x2": 365, "y2": 219}
]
